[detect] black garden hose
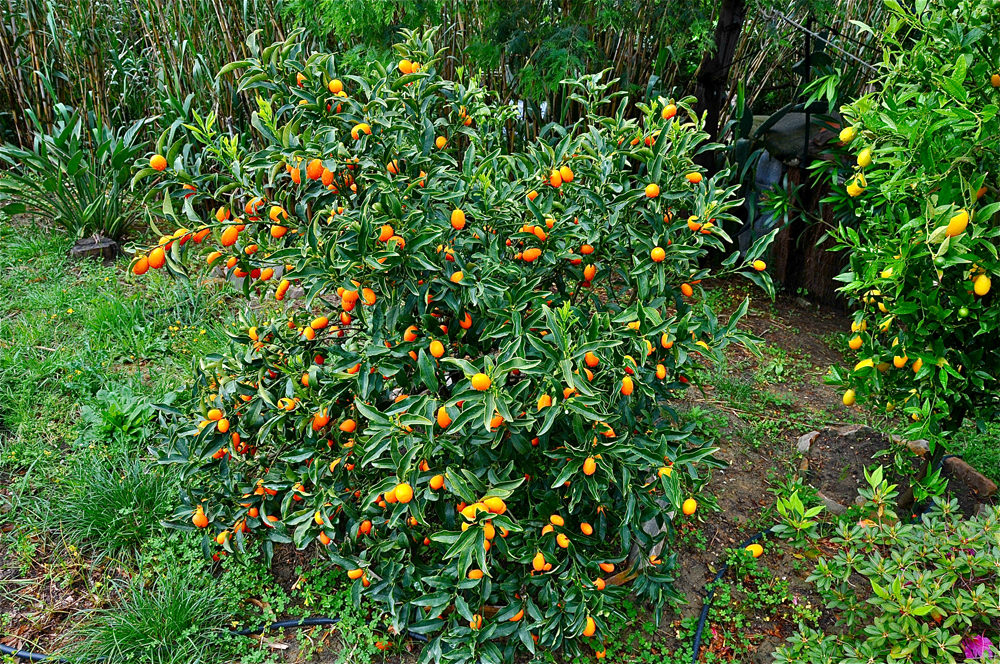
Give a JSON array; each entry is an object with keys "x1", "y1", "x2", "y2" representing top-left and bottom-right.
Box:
[{"x1": 689, "y1": 527, "x2": 774, "y2": 664}]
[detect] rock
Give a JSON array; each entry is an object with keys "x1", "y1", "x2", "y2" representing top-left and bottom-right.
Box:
[
  {"x1": 797, "y1": 431, "x2": 820, "y2": 454},
  {"x1": 835, "y1": 424, "x2": 874, "y2": 438},
  {"x1": 815, "y1": 490, "x2": 847, "y2": 515},
  {"x1": 943, "y1": 457, "x2": 998, "y2": 497},
  {"x1": 70, "y1": 235, "x2": 119, "y2": 262},
  {"x1": 890, "y1": 435, "x2": 930, "y2": 457}
]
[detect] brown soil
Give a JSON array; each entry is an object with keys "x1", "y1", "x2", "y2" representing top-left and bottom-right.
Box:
[{"x1": 805, "y1": 427, "x2": 894, "y2": 507}]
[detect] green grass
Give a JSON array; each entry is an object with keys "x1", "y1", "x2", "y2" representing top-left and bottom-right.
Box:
[
  {"x1": 56, "y1": 454, "x2": 176, "y2": 560},
  {"x1": 949, "y1": 421, "x2": 1000, "y2": 485},
  {"x1": 62, "y1": 572, "x2": 230, "y2": 664}
]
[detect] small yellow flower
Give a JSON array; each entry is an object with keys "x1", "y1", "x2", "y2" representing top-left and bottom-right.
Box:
[{"x1": 67, "y1": 308, "x2": 74, "y2": 313}]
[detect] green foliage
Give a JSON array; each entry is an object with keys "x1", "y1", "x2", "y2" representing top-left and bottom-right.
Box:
[
  {"x1": 772, "y1": 490, "x2": 824, "y2": 545},
  {"x1": 63, "y1": 572, "x2": 229, "y2": 664},
  {"x1": 773, "y1": 465, "x2": 1000, "y2": 664},
  {"x1": 821, "y1": 0, "x2": 1000, "y2": 449},
  {"x1": 0, "y1": 106, "x2": 147, "y2": 239},
  {"x1": 57, "y1": 453, "x2": 175, "y2": 560},
  {"x1": 132, "y1": 27, "x2": 776, "y2": 664}
]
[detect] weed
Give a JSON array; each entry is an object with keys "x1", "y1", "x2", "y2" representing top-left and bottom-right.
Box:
[
  {"x1": 63, "y1": 572, "x2": 229, "y2": 664},
  {"x1": 57, "y1": 454, "x2": 175, "y2": 560}
]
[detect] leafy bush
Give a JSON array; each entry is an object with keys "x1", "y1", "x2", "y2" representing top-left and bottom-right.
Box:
[
  {"x1": 821, "y1": 0, "x2": 1000, "y2": 449},
  {"x1": 132, "y1": 28, "x2": 774, "y2": 662},
  {"x1": 0, "y1": 106, "x2": 147, "y2": 240},
  {"x1": 773, "y1": 465, "x2": 1000, "y2": 664}
]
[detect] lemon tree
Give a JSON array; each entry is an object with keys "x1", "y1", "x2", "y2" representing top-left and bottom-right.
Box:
[
  {"x1": 820, "y1": 0, "x2": 1000, "y2": 450},
  {"x1": 131, "y1": 28, "x2": 774, "y2": 662}
]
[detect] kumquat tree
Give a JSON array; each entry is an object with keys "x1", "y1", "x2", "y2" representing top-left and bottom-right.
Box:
[{"x1": 129, "y1": 27, "x2": 775, "y2": 663}]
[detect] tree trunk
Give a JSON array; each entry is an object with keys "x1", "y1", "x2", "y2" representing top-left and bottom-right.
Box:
[{"x1": 693, "y1": 0, "x2": 747, "y2": 169}]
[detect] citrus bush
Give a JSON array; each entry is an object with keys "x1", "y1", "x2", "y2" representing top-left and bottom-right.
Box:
[
  {"x1": 819, "y1": 0, "x2": 1000, "y2": 449},
  {"x1": 130, "y1": 28, "x2": 774, "y2": 662}
]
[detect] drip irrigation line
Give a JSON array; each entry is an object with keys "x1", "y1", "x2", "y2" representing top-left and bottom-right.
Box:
[
  {"x1": 690, "y1": 527, "x2": 774, "y2": 664},
  {"x1": 2, "y1": 617, "x2": 430, "y2": 662}
]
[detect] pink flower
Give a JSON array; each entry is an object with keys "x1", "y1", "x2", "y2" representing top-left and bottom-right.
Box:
[{"x1": 963, "y1": 635, "x2": 996, "y2": 660}]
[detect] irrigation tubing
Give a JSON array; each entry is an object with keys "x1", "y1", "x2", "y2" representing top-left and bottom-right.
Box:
[
  {"x1": 1, "y1": 617, "x2": 430, "y2": 662},
  {"x1": 689, "y1": 527, "x2": 774, "y2": 664}
]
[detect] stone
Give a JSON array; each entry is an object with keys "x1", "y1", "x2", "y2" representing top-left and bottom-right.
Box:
[
  {"x1": 70, "y1": 235, "x2": 119, "y2": 261},
  {"x1": 890, "y1": 435, "x2": 930, "y2": 457},
  {"x1": 943, "y1": 456, "x2": 998, "y2": 497},
  {"x1": 796, "y1": 431, "x2": 820, "y2": 454},
  {"x1": 816, "y1": 490, "x2": 847, "y2": 515}
]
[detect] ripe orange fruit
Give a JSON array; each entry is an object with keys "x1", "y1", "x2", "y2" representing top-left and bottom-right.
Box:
[
  {"x1": 583, "y1": 264, "x2": 597, "y2": 281},
  {"x1": 132, "y1": 256, "x2": 149, "y2": 275},
  {"x1": 450, "y1": 271, "x2": 463, "y2": 283},
  {"x1": 311, "y1": 316, "x2": 329, "y2": 330},
  {"x1": 993, "y1": 73, "x2": 1000, "y2": 88},
  {"x1": 510, "y1": 609, "x2": 524, "y2": 622},
  {"x1": 435, "y1": 136, "x2": 447, "y2": 149},
  {"x1": 348, "y1": 568, "x2": 364, "y2": 580},
  {"x1": 523, "y1": 247, "x2": 542, "y2": 262},
  {"x1": 598, "y1": 562, "x2": 614, "y2": 573},
  {"x1": 351, "y1": 123, "x2": 371, "y2": 140},
  {"x1": 651, "y1": 246, "x2": 665, "y2": 262},
  {"x1": 306, "y1": 159, "x2": 323, "y2": 180},
  {"x1": 584, "y1": 352, "x2": 599, "y2": 367},
  {"x1": 398, "y1": 59, "x2": 413, "y2": 74},
  {"x1": 661, "y1": 103, "x2": 677, "y2": 120},
  {"x1": 451, "y1": 209, "x2": 466, "y2": 230},
  {"x1": 685, "y1": 172, "x2": 703, "y2": 184},
  {"x1": 221, "y1": 226, "x2": 239, "y2": 247},
  {"x1": 430, "y1": 474, "x2": 445, "y2": 490},
  {"x1": 682, "y1": 497, "x2": 698, "y2": 515},
  {"x1": 150, "y1": 154, "x2": 167, "y2": 171},
  {"x1": 312, "y1": 410, "x2": 330, "y2": 430},
  {"x1": 340, "y1": 419, "x2": 357, "y2": 433},
  {"x1": 436, "y1": 406, "x2": 451, "y2": 428},
  {"x1": 680, "y1": 283, "x2": 694, "y2": 297},
  {"x1": 621, "y1": 376, "x2": 634, "y2": 396},
  {"x1": 471, "y1": 373, "x2": 491, "y2": 391},
  {"x1": 581, "y1": 522, "x2": 594, "y2": 536},
  {"x1": 583, "y1": 616, "x2": 596, "y2": 637},
  {"x1": 192, "y1": 506, "x2": 208, "y2": 528},
  {"x1": 483, "y1": 496, "x2": 506, "y2": 514},
  {"x1": 429, "y1": 340, "x2": 445, "y2": 358},
  {"x1": 537, "y1": 394, "x2": 552, "y2": 410},
  {"x1": 459, "y1": 312, "x2": 472, "y2": 329},
  {"x1": 549, "y1": 514, "x2": 565, "y2": 527},
  {"x1": 753, "y1": 260, "x2": 766, "y2": 271},
  {"x1": 469, "y1": 614, "x2": 483, "y2": 630},
  {"x1": 328, "y1": 79, "x2": 343, "y2": 94},
  {"x1": 468, "y1": 569, "x2": 484, "y2": 580},
  {"x1": 148, "y1": 246, "x2": 166, "y2": 269},
  {"x1": 593, "y1": 577, "x2": 606, "y2": 590},
  {"x1": 532, "y1": 552, "x2": 546, "y2": 571},
  {"x1": 377, "y1": 224, "x2": 394, "y2": 242},
  {"x1": 560, "y1": 165, "x2": 574, "y2": 182},
  {"x1": 583, "y1": 457, "x2": 597, "y2": 476},
  {"x1": 645, "y1": 183, "x2": 660, "y2": 198},
  {"x1": 556, "y1": 533, "x2": 570, "y2": 548}
]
